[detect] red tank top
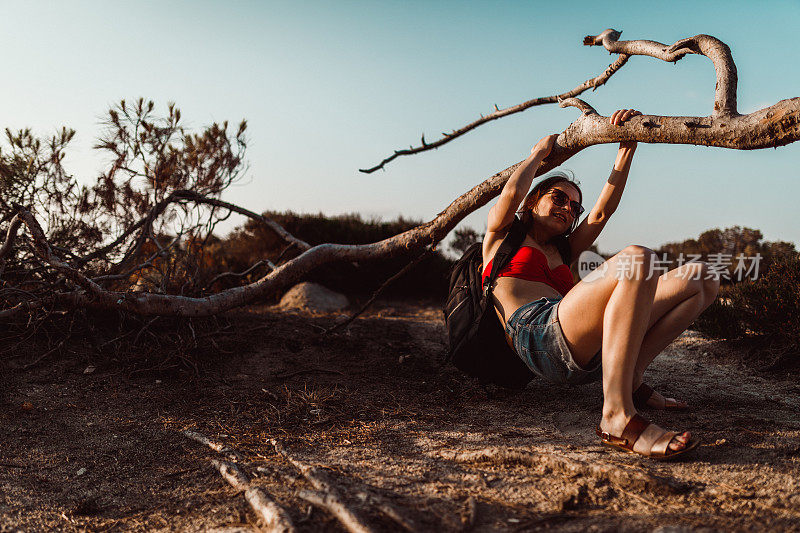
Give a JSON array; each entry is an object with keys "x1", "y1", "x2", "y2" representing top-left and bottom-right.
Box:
[{"x1": 482, "y1": 246, "x2": 574, "y2": 296}]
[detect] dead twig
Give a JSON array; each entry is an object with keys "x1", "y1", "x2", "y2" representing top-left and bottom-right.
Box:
[
  {"x1": 205, "y1": 259, "x2": 275, "y2": 289},
  {"x1": 19, "y1": 337, "x2": 69, "y2": 371},
  {"x1": 325, "y1": 247, "x2": 433, "y2": 334},
  {"x1": 132, "y1": 317, "x2": 160, "y2": 346}
]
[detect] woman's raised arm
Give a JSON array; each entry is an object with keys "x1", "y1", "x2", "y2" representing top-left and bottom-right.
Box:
[
  {"x1": 486, "y1": 134, "x2": 558, "y2": 234},
  {"x1": 590, "y1": 109, "x2": 641, "y2": 219},
  {"x1": 568, "y1": 109, "x2": 641, "y2": 259}
]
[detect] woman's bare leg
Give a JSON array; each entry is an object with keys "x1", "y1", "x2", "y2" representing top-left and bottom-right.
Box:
[
  {"x1": 594, "y1": 249, "x2": 691, "y2": 448},
  {"x1": 561, "y1": 257, "x2": 721, "y2": 406},
  {"x1": 631, "y1": 262, "x2": 721, "y2": 405},
  {"x1": 557, "y1": 245, "x2": 690, "y2": 451}
]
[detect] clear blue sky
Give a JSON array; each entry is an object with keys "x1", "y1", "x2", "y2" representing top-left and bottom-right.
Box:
[{"x1": 2, "y1": 0, "x2": 799, "y2": 254}]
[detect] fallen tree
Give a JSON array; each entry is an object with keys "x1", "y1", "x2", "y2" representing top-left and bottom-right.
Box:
[{"x1": 1, "y1": 29, "x2": 799, "y2": 323}]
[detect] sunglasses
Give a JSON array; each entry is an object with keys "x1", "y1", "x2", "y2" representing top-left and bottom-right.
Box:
[{"x1": 545, "y1": 189, "x2": 584, "y2": 218}]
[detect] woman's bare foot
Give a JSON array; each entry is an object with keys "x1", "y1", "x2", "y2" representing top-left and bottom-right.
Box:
[
  {"x1": 645, "y1": 389, "x2": 688, "y2": 409},
  {"x1": 633, "y1": 381, "x2": 688, "y2": 410}
]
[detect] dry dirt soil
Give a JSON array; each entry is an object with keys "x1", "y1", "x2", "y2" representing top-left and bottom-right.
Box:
[{"x1": 2, "y1": 301, "x2": 799, "y2": 532}]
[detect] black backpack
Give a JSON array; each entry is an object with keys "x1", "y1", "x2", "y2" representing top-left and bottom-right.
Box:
[{"x1": 443, "y1": 216, "x2": 536, "y2": 389}]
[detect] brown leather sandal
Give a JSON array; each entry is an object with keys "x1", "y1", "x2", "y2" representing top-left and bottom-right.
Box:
[
  {"x1": 596, "y1": 414, "x2": 700, "y2": 461},
  {"x1": 632, "y1": 382, "x2": 689, "y2": 411}
]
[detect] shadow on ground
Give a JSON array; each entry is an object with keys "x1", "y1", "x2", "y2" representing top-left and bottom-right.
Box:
[{"x1": 2, "y1": 301, "x2": 799, "y2": 531}]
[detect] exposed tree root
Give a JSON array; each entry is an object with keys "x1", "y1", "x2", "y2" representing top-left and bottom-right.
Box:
[
  {"x1": 354, "y1": 490, "x2": 417, "y2": 532},
  {"x1": 181, "y1": 430, "x2": 296, "y2": 533},
  {"x1": 296, "y1": 489, "x2": 374, "y2": 533},
  {"x1": 182, "y1": 429, "x2": 243, "y2": 462},
  {"x1": 271, "y1": 439, "x2": 416, "y2": 533}
]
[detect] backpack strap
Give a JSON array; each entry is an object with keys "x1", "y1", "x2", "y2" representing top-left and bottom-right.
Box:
[{"x1": 483, "y1": 216, "x2": 527, "y2": 298}]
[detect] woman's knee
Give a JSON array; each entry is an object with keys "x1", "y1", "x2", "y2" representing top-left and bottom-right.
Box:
[
  {"x1": 620, "y1": 244, "x2": 657, "y2": 257},
  {"x1": 612, "y1": 245, "x2": 659, "y2": 282},
  {"x1": 675, "y1": 261, "x2": 721, "y2": 305},
  {"x1": 698, "y1": 262, "x2": 721, "y2": 302}
]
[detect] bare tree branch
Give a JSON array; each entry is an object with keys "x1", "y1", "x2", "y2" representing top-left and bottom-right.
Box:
[
  {"x1": 364, "y1": 28, "x2": 743, "y2": 174},
  {"x1": 173, "y1": 190, "x2": 311, "y2": 252},
  {"x1": 16, "y1": 207, "x2": 105, "y2": 296},
  {"x1": 557, "y1": 97, "x2": 799, "y2": 150},
  {"x1": 0, "y1": 215, "x2": 22, "y2": 263},
  {"x1": 584, "y1": 29, "x2": 738, "y2": 117},
  {"x1": 359, "y1": 54, "x2": 630, "y2": 173}
]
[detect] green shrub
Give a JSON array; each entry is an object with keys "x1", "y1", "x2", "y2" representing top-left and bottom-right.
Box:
[
  {"x1": 693, "y1": 289, "x2": 745, "y2": 339},
  {"x1": 695, "y1": 256, "x2": 800, "y2": 367},
  {"x1": 734, "y1": 255, "x2": 800, "y2": 343}
]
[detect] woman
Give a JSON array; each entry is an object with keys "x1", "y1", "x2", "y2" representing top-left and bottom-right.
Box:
[{"x1": 482, "y1": 109, "x2": 720, "y2": 459}]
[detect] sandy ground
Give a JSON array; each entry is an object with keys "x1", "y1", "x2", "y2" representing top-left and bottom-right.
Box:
[{"x1": 1, "y1": 301, "x2": 799, "y2": 532}]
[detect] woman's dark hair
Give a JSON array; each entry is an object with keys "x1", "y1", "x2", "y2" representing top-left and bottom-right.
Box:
[{"x1": 517, "y1": 170, "x2": 583, "y2": 265}]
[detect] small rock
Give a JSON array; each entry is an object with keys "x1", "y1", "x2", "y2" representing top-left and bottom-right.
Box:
[
  {"x1": 83, "y1": 365, "x2": 96, "y2": 374},
  {"x1": 76, "y1": 468, "x2": 87, "y2": 476},
  {"x1": 21, "y1": 402, "x2": 34, "y2": 411},
  {"x1": 279, "y1": 282, "x2": 349, "y2": 313}
]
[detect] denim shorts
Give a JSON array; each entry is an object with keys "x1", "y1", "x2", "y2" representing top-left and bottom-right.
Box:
[{"x1": 505, "y1": 297, "x2": 602, "y2": 385}]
